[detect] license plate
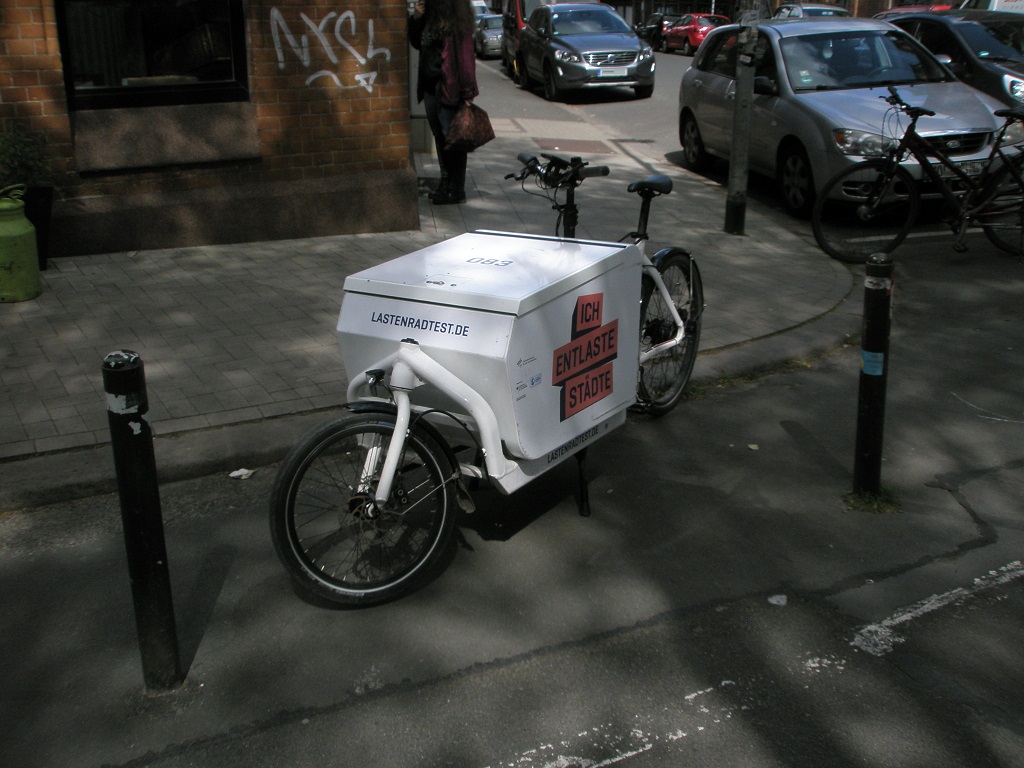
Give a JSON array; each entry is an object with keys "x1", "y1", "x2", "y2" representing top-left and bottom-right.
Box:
[
  {"x1": 598, "y1": 67, "x2": 627, "y2": 77},
  {"x1": 936, "y1": 160, "x2": 986, "y2": 178}
]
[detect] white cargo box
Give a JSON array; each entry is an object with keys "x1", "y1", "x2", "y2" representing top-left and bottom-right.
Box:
[{"x1": 338, "y1": 231, "x2": 642, "y2": 461}]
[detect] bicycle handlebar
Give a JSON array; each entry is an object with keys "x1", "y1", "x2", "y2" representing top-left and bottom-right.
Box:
[
  {"x1": 884, "y1": 85, "x2": 935, "y2": 118},
  {"x1": 517, "y1": 152, "x2": 541, "y2": 172},
  {"x1": 580, "y1": 164, "x2": 611, "y2": 179},
  {"x1": 507, "y1": 152, "x2": 610, "y2": 188}
]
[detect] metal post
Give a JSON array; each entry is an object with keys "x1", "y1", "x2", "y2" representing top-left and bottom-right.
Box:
[
  {"x1": 102, "y1": 350, "x2": 183, "y2": 692},
  {"x1": 724, "y1": 2, "x2": 757, "y2": 235},
  {"x1": 853, "y1": 254, "x2": 894, "y2": 496}
]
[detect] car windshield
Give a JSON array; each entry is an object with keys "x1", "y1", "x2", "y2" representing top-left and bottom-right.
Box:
[
  {"x1": 697, "y1": 17, "x2": 727, "y2": 28},
  {"x1": 805, "y1": 7, "x2": 850, "y2": 15},
  {"x1": 551, "y1": 8, "x2": 631, "y2": 35},
  {"x1": 959, "y1": 20, "x2": 1024, "y2": 61},
  {"x1": 781, "y1": 30, "x2": 951, "y2": 91},
  {"x1": 481, "y1": 16, "x2": 502, "y2": 30}
]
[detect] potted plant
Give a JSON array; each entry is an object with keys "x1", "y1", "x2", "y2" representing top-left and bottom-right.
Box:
[{"x1": 0, "y1": 123, "x2": 54, "y2": 270}]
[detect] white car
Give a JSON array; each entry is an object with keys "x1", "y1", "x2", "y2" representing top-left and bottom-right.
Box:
[{"x1": 678, "y1": 17, "x2": 1014, "y2": 216}]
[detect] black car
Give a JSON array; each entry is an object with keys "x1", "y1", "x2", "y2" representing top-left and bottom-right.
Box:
[
  {"x1": 888, "y1": 10, "x2": 1024, "y2": 107},
  {"x1": 633, "y1": 12, "x2": 680, "y2": 50}
]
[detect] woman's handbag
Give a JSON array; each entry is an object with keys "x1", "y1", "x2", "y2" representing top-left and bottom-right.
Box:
[{"x1": 445, "y1": 102, "x2": 495, "y2": 152}]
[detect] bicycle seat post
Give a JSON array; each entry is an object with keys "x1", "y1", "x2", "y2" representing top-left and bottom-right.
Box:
[
  {"x1": 562, "y1": 184, "x2": 579, "y2": 239},
  {"x1": 634, "y1": 192, "x2": 654, "y2": 242}
]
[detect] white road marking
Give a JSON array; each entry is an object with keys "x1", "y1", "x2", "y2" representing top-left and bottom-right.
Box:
[{"x1": 851, "y1": 560, "x2": 1024, "y2": 656}]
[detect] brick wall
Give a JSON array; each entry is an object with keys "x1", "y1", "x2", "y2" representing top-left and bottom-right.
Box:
[
  {"x1": 0, "y1": 0, "x2": 73, "y2": 179},
  {"x1": 1, "y1": 0, "x2": 418, "y2": 256}
]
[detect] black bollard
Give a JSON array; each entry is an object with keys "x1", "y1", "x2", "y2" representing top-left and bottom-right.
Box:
[
  {"x1": 853, "y1": 254, "x2": 895, "y2": 496},
  {"x1": 102, "y1": 350, "x2": 183, "y2": 692}
]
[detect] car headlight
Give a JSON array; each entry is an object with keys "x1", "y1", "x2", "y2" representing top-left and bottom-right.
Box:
[
  {"x1": 1004, "y1": 74, "x2": 1024, "y2": 104},
  {"x1": 554, "y1": 49, "x2": 582, "y2": 63},
  {"x1": 833, "y1": 129, "x2": 898, "y2": 158},
  {"x1": 638, "y1": 44, "x2": 654, "y2": 61},
  {"x1": 1000, "y1": 118, "x2": 1024, "y2": 147}
]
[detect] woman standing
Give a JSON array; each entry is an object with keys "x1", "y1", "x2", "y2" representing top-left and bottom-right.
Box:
[{"x1": 409, "y1": 0, "x2": 479, "y2": 205}]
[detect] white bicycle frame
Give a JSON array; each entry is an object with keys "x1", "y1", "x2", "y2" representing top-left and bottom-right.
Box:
[
  {"x1": 638, "y1": 252, "x2": 689, "y2": 366},
  {"x1": 345, "y1": 248, "x2": 690, "y2": 509}
]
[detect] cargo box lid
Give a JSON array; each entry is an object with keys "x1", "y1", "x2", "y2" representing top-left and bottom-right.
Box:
[{"x1": 342, "y1": 231, "x2": 638, "y2": 316}]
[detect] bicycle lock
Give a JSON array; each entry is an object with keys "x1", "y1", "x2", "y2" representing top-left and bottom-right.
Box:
[
  {"x1": 102, "y1": 350, "x2": 183, "y2": 692},
  {"x1": 853, "y1": 253, "x2": 895, "y2": 496}
]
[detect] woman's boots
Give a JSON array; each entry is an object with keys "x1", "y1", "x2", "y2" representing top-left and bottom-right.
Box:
[{"x1": 431, "y1": 149, "x2": 467, "y2": 204}]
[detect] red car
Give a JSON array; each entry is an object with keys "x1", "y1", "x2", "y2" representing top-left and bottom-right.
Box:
[{"x1": 662, "y1": 14, "x2": 731, "y2": 56}]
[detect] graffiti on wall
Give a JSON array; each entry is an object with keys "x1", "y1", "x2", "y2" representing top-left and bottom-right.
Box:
[{"x1": 270, "y1": 8, "x2": 393, "y2": 92}]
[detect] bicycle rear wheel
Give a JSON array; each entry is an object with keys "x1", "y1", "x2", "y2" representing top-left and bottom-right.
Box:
[
  {"x1": 979, "y1": 159, "x2": 1024, "y2": 257},
  {"x1": 270, "y1": 412, "x2": 458, "y2": 606},
  {"x1": 638, "y1": 249, "x2": 703, "y2": 415},
  {"x1": 812, "y1": 161, "x2": 919, "y2": 264}
]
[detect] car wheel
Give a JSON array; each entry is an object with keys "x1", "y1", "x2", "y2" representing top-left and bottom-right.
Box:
[
  {"x1": 778, "y1": 144, "x2": 815, "y2": 218},
  {"x1": 543, "y1": 65, "x2": 561, "y2": 101},
  {"x1": 657, "y1": 35, "x2": 668, "y2": 53},
  {"x1": 634, "y1": 84, "x2": 654, "y2": 99},
  {"x1": 679, "y1": 112, "x2": 712, "y2": 172},
  {"x1": 681, "y1": 39, "x2": 693, "y2": 56}
]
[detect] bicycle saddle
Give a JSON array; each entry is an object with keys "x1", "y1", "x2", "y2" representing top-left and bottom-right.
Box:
[
  {"x1": 994, "y1": 106, "x2": 1024, "y2": 122},
  {"x1": 628, "y1": 175, "x2": 673, "y2": 195}
]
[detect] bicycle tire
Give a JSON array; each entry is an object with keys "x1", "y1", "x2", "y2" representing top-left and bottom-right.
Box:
[
  {"x1": 270, "y1": 412, "x2": 458, "y2": 606},
  {"x1": 637, "y1": 249, "x2": 703, "y2": 415},
  {"x1": 812, "y1": 160, "x2": 920, "y2": 264},
  {"x1": 979, "y1": 158, "x2": 1024, "y2": 257}
]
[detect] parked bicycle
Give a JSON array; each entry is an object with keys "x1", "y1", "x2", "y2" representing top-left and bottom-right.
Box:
[
  {"x1": 812, "y1": 85, "x2": 1024, "y2": 264},
  {"x1": 268, "y1": 153, "x2": 704, "y2": 606}
]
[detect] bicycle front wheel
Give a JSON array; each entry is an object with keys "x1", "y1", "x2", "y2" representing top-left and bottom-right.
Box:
[
  {"x1": 979, "y1": 158, "x2": 1024, "y2": 257},
  {"x1": 270, "y1": 412, "x2": 458, "y2": 606},
  {"x1": 638, "y1": 250, "x2": 703, "y2": 415},
  {"x1": 812, "y1": 161, "x2": 919, "y2": 264}
]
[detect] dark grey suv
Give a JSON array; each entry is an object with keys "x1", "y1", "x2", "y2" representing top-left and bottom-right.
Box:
[
  {"x1": 888, "y1": 10, "x2": 1024, "y2": 107},
  {"x1": 516, "y1": 2, "x2": 655, "y2": 100}
]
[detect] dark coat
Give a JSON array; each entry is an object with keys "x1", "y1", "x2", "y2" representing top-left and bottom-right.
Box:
[{"x1": 408, "y1": 13, "x2": 479, "y2": 106}]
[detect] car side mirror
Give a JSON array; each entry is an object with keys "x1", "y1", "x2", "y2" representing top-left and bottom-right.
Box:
[
  {"x1": 935, "y1": 53, "x2": 966, "y2": 77},
  {"x1": 753, "y1": 75, "x2": 778, "y2": 96}
]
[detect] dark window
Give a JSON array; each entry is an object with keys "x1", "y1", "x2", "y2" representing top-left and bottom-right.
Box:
[
  {"x1": 915, "y1": 22, "x2": 965, "y2": 65},
  {"x1": 56, "y1": 0, "x2": 248, "y2": 111},
  {"x1": 703, "y1": 33, "x2": 739, "y2": 76}
]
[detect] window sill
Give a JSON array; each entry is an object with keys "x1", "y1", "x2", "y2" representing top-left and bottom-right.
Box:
[{"x1": 71, "y1": 102, "x2": 260, "y2": 173}]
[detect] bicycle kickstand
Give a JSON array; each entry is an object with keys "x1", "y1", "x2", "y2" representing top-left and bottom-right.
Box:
[{"x1": 575, "y1": 448, "x2": 591, "y2": 517}]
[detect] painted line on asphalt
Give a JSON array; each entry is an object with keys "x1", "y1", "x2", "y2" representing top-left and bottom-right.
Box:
[
  {"x1": 482, "y1": 682, "x2": 746, "y2": 768},
  {"x1": 851, "y1": 560, "x2": 1024, "y2": 656}
]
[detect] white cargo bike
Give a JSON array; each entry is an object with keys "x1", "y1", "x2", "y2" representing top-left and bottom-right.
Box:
[{"x1": 270, "y1": 153, "x2": 705, "y2": 605}]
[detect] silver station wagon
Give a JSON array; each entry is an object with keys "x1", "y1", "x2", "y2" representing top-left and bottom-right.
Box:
[{"x1": 678, "y1": 18, "x2": 1013, "y2": 216}]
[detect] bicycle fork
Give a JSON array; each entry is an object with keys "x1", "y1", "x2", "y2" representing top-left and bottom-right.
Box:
[{"x1": 350, "y1": 340, "x2": 510, "y2": 509}]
